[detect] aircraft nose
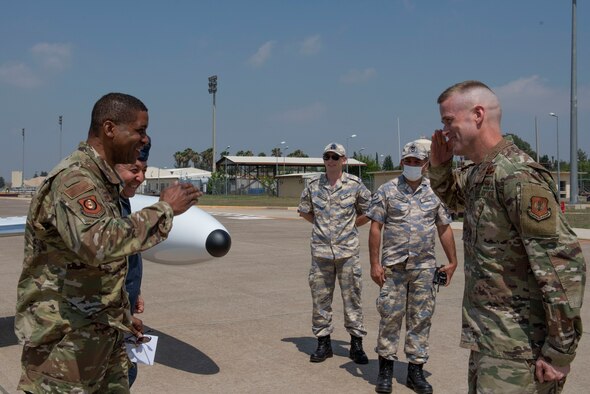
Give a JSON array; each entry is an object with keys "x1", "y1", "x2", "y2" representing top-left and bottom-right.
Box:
[{"x1": 206, "y1": 229, "x2": 231, "y2": 258}]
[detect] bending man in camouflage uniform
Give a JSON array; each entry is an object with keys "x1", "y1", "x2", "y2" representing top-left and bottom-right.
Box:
[
  {"x1": 430, "y1": 80, "x2": 586, "y2": 393},
  {"x1": 15, "y1": 93, "x2": 202, "y2": 393},
  {"x1": 298, "y1": 142, "x2": 371, "y2": 364},
  {"x1": 368, "y1": 140, "x2": 458, "y2": 394}
]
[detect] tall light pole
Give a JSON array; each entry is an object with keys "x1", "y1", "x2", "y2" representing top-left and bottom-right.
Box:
[
  {"x1": 570, "y1": 0, "x2": 578, "y2": 203},
  {"x1": 275, "y1": 141, "x2": 285, "y2": 175},
  {"x1": 224, "y1": 145, "x2": 230, "y2": 195},
  {"x1": 283, "y1": 146, "x2": 289, "y2": 174},
  {"x1": 549, "y1": 113, "x2": 560, "y2": 200},
  {"x1": 358, "y1": 147, "x2": 365, "y2": 178},
  {"x1": 21, "y1": 128, "x2": 25, "y2": 187},
  {"x1": 58, "y1": 115, "x2": 63, "y2": 160},
  {"x1": 208, "y1": 75, "x2": 218, "y2": 173},
  {"x1": 346, "y1": 134, "x2": 357, "y2": 173},
  {"x1": 397, "y1": 117, "x2": 401, "y2": 164}
]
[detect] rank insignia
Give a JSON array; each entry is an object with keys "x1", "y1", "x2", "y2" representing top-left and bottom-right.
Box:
[
  {"x1": 78, "y1": 196, "x2": 103, "y2": 216},
  {"x1": 527, "y1": 196, "x2": 551, "y2": 221}
]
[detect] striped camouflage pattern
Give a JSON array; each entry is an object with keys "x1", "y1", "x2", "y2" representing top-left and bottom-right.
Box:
[
  {"x1": 367, "y1": 175, "x2": 452, "y2": 268},
  {"x1": 376, "y1": 264, "x2": 436, "y2": 363},
  {"x1": 298, "y1": 172, "x2": 371, "y2": 259},
  {"x1": 15, "y1": 142, "x2": 174, "y2": 393},
  {"x1": 429, "y1": 139, "x2": 586, "y2": 367}
]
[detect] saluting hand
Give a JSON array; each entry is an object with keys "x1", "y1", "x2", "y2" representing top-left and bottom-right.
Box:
[{"x1": 430, "y1": 129, "x2": 454, "y2": 167}]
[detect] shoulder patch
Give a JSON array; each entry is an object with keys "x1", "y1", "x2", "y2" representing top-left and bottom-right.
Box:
[
  {"x1": 520, "y1": 183, "x2": 557, "y2": 237},
  {"x1": 78, "y1": 195, "x2": 104, "y2": 217},
  {"x1": 527, "y1": 196, "x2": 551, "y2": 221},
  {"x1": 65, "y1": 181, "x2": 94, "y2": 200}
]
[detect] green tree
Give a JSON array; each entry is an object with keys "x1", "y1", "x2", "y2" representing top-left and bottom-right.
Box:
[
  {"x1": 258, "y1": 152, "x2": 267, "y2": 157},
  {"x1": 504, "y1": 133, "x2": 536, "y2": 159},
  {"x1": 258, "y1": 175, "x2": 277, "y2": 196},
  {"x1": 0, "y1": 176, "x2": 5, "y2": 189},
  {"x1": 236, "y1": 150, "x2": 254, "y2": 156},
  {"x1": 382, "y1": 155, "x2": 394, "y2": 170},
  {"x1": 287, "y1": 149, "x2": 308, "y2": 157},
  {"x1": 200, "y1": 148, "x2": 213, "y2": 171},
  {"x1": 271, "y1": 148, "x2": 282, "y2": 157},
  {"x1": 354, "y1": 153, "x2": 380, "y2": 179},
  {"x1": 40, "y1": 171, "x2": 48, "y2": 176}
]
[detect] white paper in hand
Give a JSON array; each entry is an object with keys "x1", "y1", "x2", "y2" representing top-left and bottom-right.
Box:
[{"x1": 125, "y1": 335, "x2": 158, "y2": 365}]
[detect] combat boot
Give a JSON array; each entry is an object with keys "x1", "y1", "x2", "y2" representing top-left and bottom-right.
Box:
[
  {"x1": 375, "y1": 356, "x2": 394, "y2": 393},
  {"x1": 349, "y1": 335, "x2": 369, "y2": 364},
  {"x1": 310, "y1": 335, "x2": 333, "y2": 362},
  {"x1": 406, "y1": 362, "x2": 433, "y2": 394}
]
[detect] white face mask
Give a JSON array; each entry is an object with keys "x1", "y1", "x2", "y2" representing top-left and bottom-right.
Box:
[{"x1": 402, "y1": 164, "x2": 424, "y2": 181}]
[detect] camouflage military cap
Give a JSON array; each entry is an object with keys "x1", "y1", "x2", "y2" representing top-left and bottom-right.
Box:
[
  {"x1": 402, "y1": 140, "x2": 429, "y2": 160},
  {"x1": 324, "y1": 142, "x2": 346, "y2": 157}
]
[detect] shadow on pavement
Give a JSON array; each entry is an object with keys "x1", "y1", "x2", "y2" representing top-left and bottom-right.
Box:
[
  {"x1": 145, "y1": 326, "x2": 220, "y2": 375},
  {"x1": 0, "y1": 318, "x2": 219, "y2": 376},
  {"x1": 282, "y1": 336, "x2": 432, "y2": 388}
]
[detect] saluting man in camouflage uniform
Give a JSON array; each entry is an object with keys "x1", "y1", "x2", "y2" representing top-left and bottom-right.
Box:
[
  {"x1": 15, "y1": 93, "x2": 202, "y2": 393},
  {"x1": 298, "y1": 142, "x2": 372, "y2": 364},
  {"x1": 368, "y1": 140, "x2": 458, "y2": 394},
  {"x1": 430, "y1": 80, "x2": 586, "y2": 393}
]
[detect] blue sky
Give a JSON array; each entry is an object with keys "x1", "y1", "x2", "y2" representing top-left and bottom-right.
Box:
[{"x1": 1, "y1": 0, "x2": 588, "y2": 181}]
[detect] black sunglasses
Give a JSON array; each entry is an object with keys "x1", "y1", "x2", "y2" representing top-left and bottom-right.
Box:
[
  {"x1": 125, "y1": 329, "x2": 153, "y2": 346},
  {"x1": 323, "y1": 153, "x2": 341, "y2": 161}
]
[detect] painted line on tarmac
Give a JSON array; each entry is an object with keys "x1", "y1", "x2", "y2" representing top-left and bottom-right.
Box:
[{"x1": 212, "y1": 212, "x2": 272, "y2": 220}]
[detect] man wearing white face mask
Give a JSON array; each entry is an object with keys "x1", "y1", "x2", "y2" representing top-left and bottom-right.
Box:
[{"x1": 367, "y1": 140, "x2": 458, "y2": 394}]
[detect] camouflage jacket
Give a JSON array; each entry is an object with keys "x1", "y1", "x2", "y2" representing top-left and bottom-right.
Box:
[
  {"x1": 298, "y1": 172, "x2": 371, "y2": 259},
  {"x1": 15, "y1": 142, "x2": 174, "y2": 347},
  {"x1": 367, "y1": 176, "x2": 452, "y2": 269},
  {"x1": 429, "y1": 139, "x2": 586, "y2": 366}
]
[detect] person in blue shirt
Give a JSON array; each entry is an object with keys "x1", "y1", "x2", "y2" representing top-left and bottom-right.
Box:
[{"x1": 115, "y1": 136, "x2": 151, "y2": 387}]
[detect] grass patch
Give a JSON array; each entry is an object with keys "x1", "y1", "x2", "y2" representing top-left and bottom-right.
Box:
[{"x1": 198, "y1": 195, "x2": 300, "y2": 207}]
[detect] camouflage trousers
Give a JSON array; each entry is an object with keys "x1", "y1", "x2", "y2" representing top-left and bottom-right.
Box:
[
  {"x1": 18, "y1": 323, "x2": 130, "y2": 394},
  {"x1": 376, "y1": 264, "x2": 436, "y2": 364},
  {"x1": 468, "y1": 351, "x2": 566, "y2": 394},
  {"x1": 309, "y1": 255, "x2": 366, "y2": 338}
]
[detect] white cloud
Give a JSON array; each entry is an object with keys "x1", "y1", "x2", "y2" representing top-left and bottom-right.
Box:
[
  {"x1": 340, "y1": 67, "x2": 377, "y2": 84},
  {"x1": 0, "y1": 63, "x2": 40, "y2": 88},
  {"x1": 248, "y1": 41, "x2": 276, "y2": 67},
  {"x1": 300, "y1": 35, "x2": 321, "y2": 56},
  {"x1": 31, "y1": 42, "x2": 72, "y2": 70},
  {"x1": 272, "y1": 102, "x2": 326, "y2": 123},
  {"x1": 493, "y1": 76, "x2": 568, "y2": 114}
]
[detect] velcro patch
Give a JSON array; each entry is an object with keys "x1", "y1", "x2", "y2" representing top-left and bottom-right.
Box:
[
  {"x1": 520, "y1": 183, "x2": 557, "y2": 237},
  {"x1": 65, "y1": 181, "x2": 94, "y2": 200},
  {"x1": 527, "y1": 196, "x2": 551, "y2": 221},
  {"x1": 78, "y1": 196, "x2": 103, "y2": 216}
]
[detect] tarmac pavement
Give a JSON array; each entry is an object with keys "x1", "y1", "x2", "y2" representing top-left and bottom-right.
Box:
[{"x1": 0, "y1": 198, "x2": 589, "y2": 393}]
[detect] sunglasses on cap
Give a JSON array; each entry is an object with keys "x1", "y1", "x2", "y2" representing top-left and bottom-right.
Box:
[{"x1": 323, "y1": 153, "x2": 341, "y2": 161}]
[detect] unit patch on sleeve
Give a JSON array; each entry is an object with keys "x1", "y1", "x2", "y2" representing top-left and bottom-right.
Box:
[
  {"x1": 78, "y1": 195, "x2": 104, "y2": 217},
  {"x1": 520, "y1": 183, "x2": 557, "y2": 237},
  {"x1": 527, "y1": 196, "x2": 551, "y2": 221}
]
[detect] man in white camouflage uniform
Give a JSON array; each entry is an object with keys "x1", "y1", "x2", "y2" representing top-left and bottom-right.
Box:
[{"x1": 298, "y1": 142, "x2": 372, "y2": 365}]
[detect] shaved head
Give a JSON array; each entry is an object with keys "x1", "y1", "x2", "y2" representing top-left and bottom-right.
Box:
[{"x1": 438, "y1": 80, "x2": 502, "y2": 125}]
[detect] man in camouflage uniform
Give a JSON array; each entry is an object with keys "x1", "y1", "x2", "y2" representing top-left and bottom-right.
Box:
[
  {"x1": 298, "y1": 142, "x2": 371, "y2": 364},
  {"x1": 368, "y1": 140, "x2": 458, "y2": 394},
  {"x1": 430, "y1": 80, "x2": 586, "y2": 393},
  {"x1": 15, "y1": 93, "x2": 202, "y2": 393}
]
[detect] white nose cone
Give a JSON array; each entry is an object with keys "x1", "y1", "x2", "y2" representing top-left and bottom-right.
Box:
[{"x1": 130, "y1": 195, "x2": 231, "y2": 265}]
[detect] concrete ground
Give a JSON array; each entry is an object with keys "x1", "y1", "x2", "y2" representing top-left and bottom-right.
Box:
[{"x1": 0, "y1": 198, "x2": 589, "y2": 394}]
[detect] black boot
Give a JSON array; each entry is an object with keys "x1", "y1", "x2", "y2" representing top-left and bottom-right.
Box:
[
  {"x1": 375, "y1": 356, "x2": 393, "y2": 393},
  {"x1": 310, "y1": 335, "x2": 333, "y2": 362},
  {"x1": 406, "y1": 362, "x2": 433, "y2": 394},
  {"x1": 349, "y1": 335, "x2": 369, "y2": 364}
]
